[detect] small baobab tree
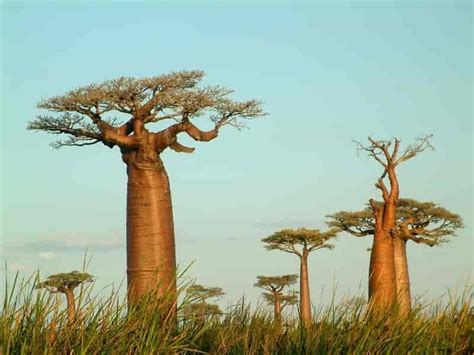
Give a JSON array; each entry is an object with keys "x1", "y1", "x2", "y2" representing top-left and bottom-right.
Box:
[
  {"x1": 262, "y1": 228, "x2": 338, "y2": 325},
  {"x1": 351, "y1": 136, "x2": 433, "y2": 311},
  {"x1": 254, "y1": 274, "x2": 298, "y2": 320},
  {"x1": 28, "y1": 71, "x2": 264, "y2": 304},
  {"x1": 185, "y1": 284, "x2": 225, "y2": 319},
  {"x1": 36, "y1": 271, "x2": 93, "y2": 324},
  {"x1": 327, "y1": 198, "x2": 462, "y2": 315}
]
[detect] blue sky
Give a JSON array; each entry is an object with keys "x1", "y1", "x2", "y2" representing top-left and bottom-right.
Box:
[{"x1": 1, "y1": 1, "x2": 472, "y2": 309}]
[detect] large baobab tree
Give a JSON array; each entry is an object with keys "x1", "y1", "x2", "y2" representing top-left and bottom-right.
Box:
[
  {"x1": 28, "y1": 71, "x2": 264, "y2": 304},
  {"x1": 185, "y1": 284, "x2": 225, "y2": 319},
  {"x1": 350, "y1": 136, "x2": 433, "y2": 311},
  {"x1": 36, "y1": 271, "x2": 93, "y2": 324},
  {"x1": 262, "y1": 228, "x2": 338, "y2": 325},
  {"x1": 327, "y1": 199, "x2": 462, "y2": 315},
  {"x1": 254, "y1": 274, "x2": 298, "y2": 320}
]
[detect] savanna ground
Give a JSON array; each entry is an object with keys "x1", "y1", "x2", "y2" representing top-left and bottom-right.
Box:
[{"x1": 1, "y1": 272, "x2": 472, "y2": 354}]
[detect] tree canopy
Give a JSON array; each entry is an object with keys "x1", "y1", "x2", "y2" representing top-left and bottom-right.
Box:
[
  {"x1": 254, "y1": 274, "x2": 298, "y2": 309},
  {"x1": 185, "y1": 284, "x2": 225, "y2": 318},
  {"x1": 28, "y1": 70, "x2": 265, "y2": 150},
  {"x1": 186, "y1": 284, "x2": 225, "y2": 302},
  {"x1": 254, "y1": 274, "x2": 298, "y2": 293},
  {"x1": 262, "y1": 291, "x2": 299, "y2": 307},
  {"x1": 327, "y1": 199, "x2": 463, "y2": 246},
  {"x1": 36, "y1": 271, "x2": 94, "y2": 293},
  {"x1": 262, "y1": 228, "x2": 339, "y2": 256}
]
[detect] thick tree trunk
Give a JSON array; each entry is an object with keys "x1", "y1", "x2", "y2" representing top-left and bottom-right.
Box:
[
  {"x1": 394, "y1": 236, "x2": 411, "y2": 316},
  {"x1": 368, "y1": 227, "x2": 396, "y2": 311},
  {"x1": 64, "y1": 289, "x2": 75, "y2": 324},
  {"x1": 299, "y1": 253, "x2": 311, "y2": 325},
  {"x1": 274, "y1": 295, "x2": 282, "y2": 320},
  {"x1": 124, "y1": 151, "x2": 177, "y2": 304}
]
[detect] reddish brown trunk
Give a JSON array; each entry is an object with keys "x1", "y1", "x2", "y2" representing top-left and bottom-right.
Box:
[
  {"x1": 124, "y1": 149, "x2": 177, "y2": 304},
  {"x1": 299, "y1": 252, "x2": 311, "y2": 325},
  {"x1": 368, "y1": 200, "x2": 397, "y2": 311},
  {"x1": 394, "y1": 236, "x2": 411, "y2": 316},
  {"x1": 274, "y1": 294, "x2": 282, "y2": 320},
  {"x1": 64, "y1": 289, "x2": 75, "y2": 324}
]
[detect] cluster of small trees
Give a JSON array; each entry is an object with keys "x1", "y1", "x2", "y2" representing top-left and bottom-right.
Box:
[
  {"x1": 184, "y1": 284, "x2": 225, "y2": 319},
  {"x1": 30, "y1": 70, "x2": 463, "y2": 322}
]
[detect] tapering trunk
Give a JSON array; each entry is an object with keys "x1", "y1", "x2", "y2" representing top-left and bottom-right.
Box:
[
  {"x1": 299, "y1": 253, "x2": 311, "y2": 325},
  {"x1": 64, "y1": 289, "x2": 76, "y2": 324},
  {"x1": 274, "y1": 295, "x2": 282, "y2": 320},
  {"x1": 124, "y1": 151, "x2": 177, "y2": 304},
  {"x1": 368, "y1": 227, "x2": 396, "y2": 311},
  {"x1": 394, "y1": 236, "x2": 411, "y2": 316}
]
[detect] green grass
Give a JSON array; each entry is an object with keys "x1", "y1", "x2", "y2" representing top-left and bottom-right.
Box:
[{"x1": 1, "y1": 273, "x2": 472, "y2": 354}]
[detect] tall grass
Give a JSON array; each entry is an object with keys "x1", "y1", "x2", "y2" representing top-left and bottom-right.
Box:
[{"x1": 1, "y1": 272, "x2": 472, "y2": 354}]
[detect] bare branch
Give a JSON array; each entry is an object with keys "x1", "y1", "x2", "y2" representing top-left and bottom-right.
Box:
[
  {"x1": 375, "y1": 177, "x2": 389, "y2": 201},
  {"x1": 394, "y1": 135, "x2": 434, "y2": 166},
  {"x1": 28, "y1": 113, "x2": 103, "y2": 148}
]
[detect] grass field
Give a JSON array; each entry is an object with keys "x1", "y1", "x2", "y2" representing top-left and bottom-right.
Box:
[{"x1": 1, "y1": 273, "x2": 472, "y2": 354}]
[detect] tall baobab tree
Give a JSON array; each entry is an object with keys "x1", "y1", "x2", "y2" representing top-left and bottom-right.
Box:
[
  {"x1": 254, "y1": 274, "x2": 298, "y2": 320},
  {"x1": 262, "y1": 228, "x2": 338, "y2": 325},
  {"x1": 185, "y1": 284, "x2": 225, "y2": 319},
  {"x1": 327, "y1": 198, "x2": 461, "y2": 314},
  {"x1": 28, "y1": 71, "x2": 264, "y2": 304},
  {"x1": 351, "y1": 136, "x2": 433, "y2": 311},
  {"x1": 36, "y1": 271, "x2": 93, "y2": 324}
]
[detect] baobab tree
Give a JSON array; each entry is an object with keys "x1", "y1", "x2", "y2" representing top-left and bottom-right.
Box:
[
  {"x1": 36, "y1": 271, "x2": 93, "y2": 324},
  {"x1": 28, "y1": 71, "x2": 264, "y2": 304},
  {"x1": 185, "y1": 284, "x2": 225, "y2": 319},
  {"x1": 254, "y1": 274, "x2": 298, "y2": 320},
  {"x1": 327, "y1": 199, "x2": 462, "y2": 315},
  {"x1": 349, "y1": 136, "x2": 433, "y2": 312},
  {"x1": 262, "y1": 228, "x2": 338, "y2": 325}
]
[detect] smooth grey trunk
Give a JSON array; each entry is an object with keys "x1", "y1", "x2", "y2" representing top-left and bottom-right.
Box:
[{"x1": 394, "y1": 236, "x2": 411, "y2": 316}]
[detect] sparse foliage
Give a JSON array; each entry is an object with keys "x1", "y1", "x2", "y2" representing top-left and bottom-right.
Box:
[
  {"x1": 262, "y1": 228, "x2": 338, "y2": 256},
  {"x1": 36, "y1": 271, "x2": 94, "y2": 293},
  {"x1": 28, "y1": 70, "x2": 265, "y2": 150},
  {"x1": 327, "y1": 199, "x2": 463, "y2": 246}
]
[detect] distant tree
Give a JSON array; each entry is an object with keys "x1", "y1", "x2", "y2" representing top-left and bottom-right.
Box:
[
  {"x1": 262, "y1": 228, "x2": 338, "y2": 325},
  {"x1": 185, "y1": 284, "x2": 225, "y2": 319},
  {"x1": 36, "y1": 271, "x2": 93, "y2": 324},
  {"x1": 350, "y1": 136, "x2": 433, "y2": 311},
  {"x1": 28, "y1": 71, "x2": 264, "y2": 305},
  {"x1": 327, "y1": 198, "x2": 462, "y2": 315},
  {"x1": 254, "y1": 274, "x2": 298, "y2": 320}
]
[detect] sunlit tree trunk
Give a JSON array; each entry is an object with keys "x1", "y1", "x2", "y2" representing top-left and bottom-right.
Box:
[
  {"x1": 124, "y1": 150, "x2": 176, "y2": 304},
  {"x1": 64, "y1": 288, "x2": 76, "y2": 324},
  {"x1": 299, "y1": 252, "x2": 311, "y2": 325},
  {"x1": 393, "y1": 236, "x2": 411, "y2": 316},
  {"x1": 369, "y1": 231, "x2": 396, "y2": 310},
  {"x1": 274, "y1": 295, "x2": 282, "y2": 320},
  {"x1": 369, "y1": 198, "x2": 397, "y2": 311}
]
